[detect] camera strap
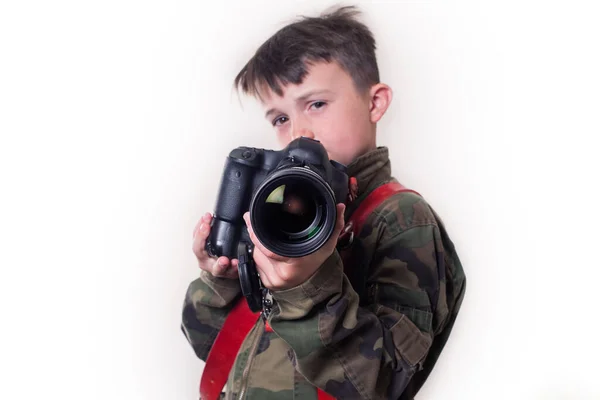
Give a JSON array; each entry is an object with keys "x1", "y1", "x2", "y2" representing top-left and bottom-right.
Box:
[
  {"x1": 200, "y1": 181, "x2": 417, "y2": 400},
  {"x1": 338, "y1": 180, "x2": 420, "y2": 249}
]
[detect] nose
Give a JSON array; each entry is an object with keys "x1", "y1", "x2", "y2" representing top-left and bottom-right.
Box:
[{"x1": 291, "y1": 127, "x2": 315, "y2": 141}]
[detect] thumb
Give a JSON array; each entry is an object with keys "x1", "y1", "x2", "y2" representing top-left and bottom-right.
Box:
[
  {"x1": 336, "y1": 203, "x2": 346, "y2": 233},
  {"x1": 324, "y1": 203, "x2": 347, "y2": 252}
]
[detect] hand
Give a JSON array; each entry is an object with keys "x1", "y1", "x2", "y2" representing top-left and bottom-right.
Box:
[
  {"x1": 192, "y1": 212, "x2": 239, "y2": 279},
  {"x1": 242, "y1": 203, "x2": 346, "y2": 290}
]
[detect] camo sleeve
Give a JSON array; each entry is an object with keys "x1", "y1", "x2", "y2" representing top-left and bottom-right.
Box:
[
  {"x1": 181, "y1": 270, "x2": 242, "y2": 361},
  {"x1": 267, "y1": 193, "x2": 445, "y2": 399}
]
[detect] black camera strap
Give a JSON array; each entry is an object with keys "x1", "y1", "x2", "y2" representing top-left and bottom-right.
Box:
[{"x1": 237, "y1": 242, "x2": 264, "y2": 313}]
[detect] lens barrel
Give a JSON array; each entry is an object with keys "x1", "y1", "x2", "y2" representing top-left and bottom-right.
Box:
[{"x1": 249, "y1": 166, "x2": 337, "y2": 258}]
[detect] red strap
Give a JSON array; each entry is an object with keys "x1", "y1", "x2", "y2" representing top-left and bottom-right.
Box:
[
  {"x1": 318, "y1": 390, "x2": 335, "y2": 400},
  {"x1": 200, "y1": 182, "x2": 417, "y2": 400},
  {"x1": 200, "y1": 297, "x2": 327, "y2": 399},
  {"x1": 200, "y1": 299, "x2": 259, "y2": 400},
  {"x1": 349, "y1": 182, "x2": 419, "y2": 237}
]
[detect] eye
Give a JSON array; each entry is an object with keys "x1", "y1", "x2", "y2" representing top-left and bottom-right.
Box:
[
  {"x1": 310, "y1": 101, "x2": 326, "y2": 110},
  {"x1": 272, "y1": 116, "x2": 289, "y2": 126}
]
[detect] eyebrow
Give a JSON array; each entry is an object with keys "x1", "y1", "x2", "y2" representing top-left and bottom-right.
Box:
[{"x1": 264, "y1": 89, "x2": 334, "y2": 119}]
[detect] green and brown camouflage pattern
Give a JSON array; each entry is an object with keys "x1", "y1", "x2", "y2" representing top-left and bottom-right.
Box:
[{"x1": 181, "y1": 147, "x2": 467, "y2": 399}]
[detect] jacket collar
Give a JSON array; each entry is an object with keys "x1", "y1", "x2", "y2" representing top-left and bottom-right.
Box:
[
  {"x1": 346, "y1": 146, "x2": 392, "y2": 199},
  {"x1": 344, "y1": 147, "x2": 394, "y2": 218}
]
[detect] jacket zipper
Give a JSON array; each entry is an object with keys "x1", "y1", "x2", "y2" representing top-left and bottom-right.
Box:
[{"x1": 237, "y1": 320, "x2": 264, "y2": 400}]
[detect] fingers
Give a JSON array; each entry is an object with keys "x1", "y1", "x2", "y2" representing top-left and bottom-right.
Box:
[
  {"x1": 252, "y1": 248, "x2": 275, "y2": 288},
  {"x1": 192, "y1": 212, "x2": 238, "y2": 279},
  {"x1": 211, "y1": 256, "x2": 239, "y2": 279},
  {"x1": 335, "y1": 203, "x2": 346, "y2": 235},
  {"x1": 192, "y1": 212, "x2": 213, "y2": 260},
  {"x1": 252, "y1": 245, "x2": 285, "y2": 289},
  {"x1": 193, "y1": 212, "x2": 212, "y2": 238},
  {"x1": 324, "y1": 203, "x2": 346, "y2": 251}
]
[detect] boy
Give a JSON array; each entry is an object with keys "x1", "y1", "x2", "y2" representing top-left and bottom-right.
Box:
[{"x1": 182, "y1": 6, "x2": 466, "y2": 400}]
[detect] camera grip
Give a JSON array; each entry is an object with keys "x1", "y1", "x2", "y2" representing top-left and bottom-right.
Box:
[{"x1": 206, "y1": 156, "x2": 256, "y2": 258}]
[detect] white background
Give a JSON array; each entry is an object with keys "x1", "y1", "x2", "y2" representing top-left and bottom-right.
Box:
[{"x1": 1, "y1": 0, "x2": 599, "y2": 399}]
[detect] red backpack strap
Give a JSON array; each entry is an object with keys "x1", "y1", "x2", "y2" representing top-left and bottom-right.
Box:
[
  {"x1": 343, "y1": 181, "x2": 420, "y2": 244},
  {"x1": 200, "y1": 296, "x2": 334, "y2": 399},
  {"x1": 200, "y1": 298, "x2": 264, "y2": 400}
]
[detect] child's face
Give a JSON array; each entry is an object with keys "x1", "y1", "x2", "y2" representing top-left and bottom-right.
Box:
[{"x1": 258, "y1": 61, "x2": 380, "y2": 166}]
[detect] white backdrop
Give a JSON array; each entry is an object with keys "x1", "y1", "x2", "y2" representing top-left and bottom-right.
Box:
[{"x1": 1, "y1": 0, "x2": 599, "y2": 399}]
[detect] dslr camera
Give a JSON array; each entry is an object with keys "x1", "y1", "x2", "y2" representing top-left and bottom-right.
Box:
[{"x1": 205, "y1": 137, "x2": 349, "y2": 311}]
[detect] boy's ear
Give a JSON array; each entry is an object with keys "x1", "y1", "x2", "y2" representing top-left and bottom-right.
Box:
[{"x1": 368, "y1": 83, "x2": 393, "y2": 124}]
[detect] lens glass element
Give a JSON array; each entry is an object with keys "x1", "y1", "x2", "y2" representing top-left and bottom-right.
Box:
[{"x1": 263, "y1": 183, "x2": 321, "y2": 240}]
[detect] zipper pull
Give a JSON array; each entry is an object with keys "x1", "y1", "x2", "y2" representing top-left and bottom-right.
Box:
[
  {"x1": 261, "y1": 288, "x2": 273, "y2": 319},
  {"x1": 261, "y1": 288, "x2": 274, "y2": 334}
]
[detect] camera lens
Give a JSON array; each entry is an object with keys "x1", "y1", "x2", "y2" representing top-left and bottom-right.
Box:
[
  {"x1": 250, "y1": 167, "x2": 337, "y2": 258},
  {"x1": 263, "y1": 182, "x2": 321, "y2": 240}
]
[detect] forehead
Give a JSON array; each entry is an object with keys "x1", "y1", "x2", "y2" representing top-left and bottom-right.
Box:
[{"x1": 256, "y1": 61, "x2": 355, "y2": 104}]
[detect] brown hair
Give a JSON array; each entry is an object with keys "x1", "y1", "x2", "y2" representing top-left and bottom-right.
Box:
[{"x1": 234, "y1": 5, "x2": 379, "y2": 99}]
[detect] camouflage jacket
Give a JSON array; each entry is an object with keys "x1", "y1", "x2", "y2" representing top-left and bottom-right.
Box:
[{"x1": 182, "y1": 147, "x2": 467, "y2": 400}]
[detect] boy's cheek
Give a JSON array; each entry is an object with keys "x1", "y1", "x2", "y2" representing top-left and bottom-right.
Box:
[{"x1": 276, "y1": 132, "x2": 292, "y2": 147}]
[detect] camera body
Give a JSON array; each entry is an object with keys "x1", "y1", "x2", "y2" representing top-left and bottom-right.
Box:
[{"x1": 206, "y1": 137, "x2": 349, "y2": 260}]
